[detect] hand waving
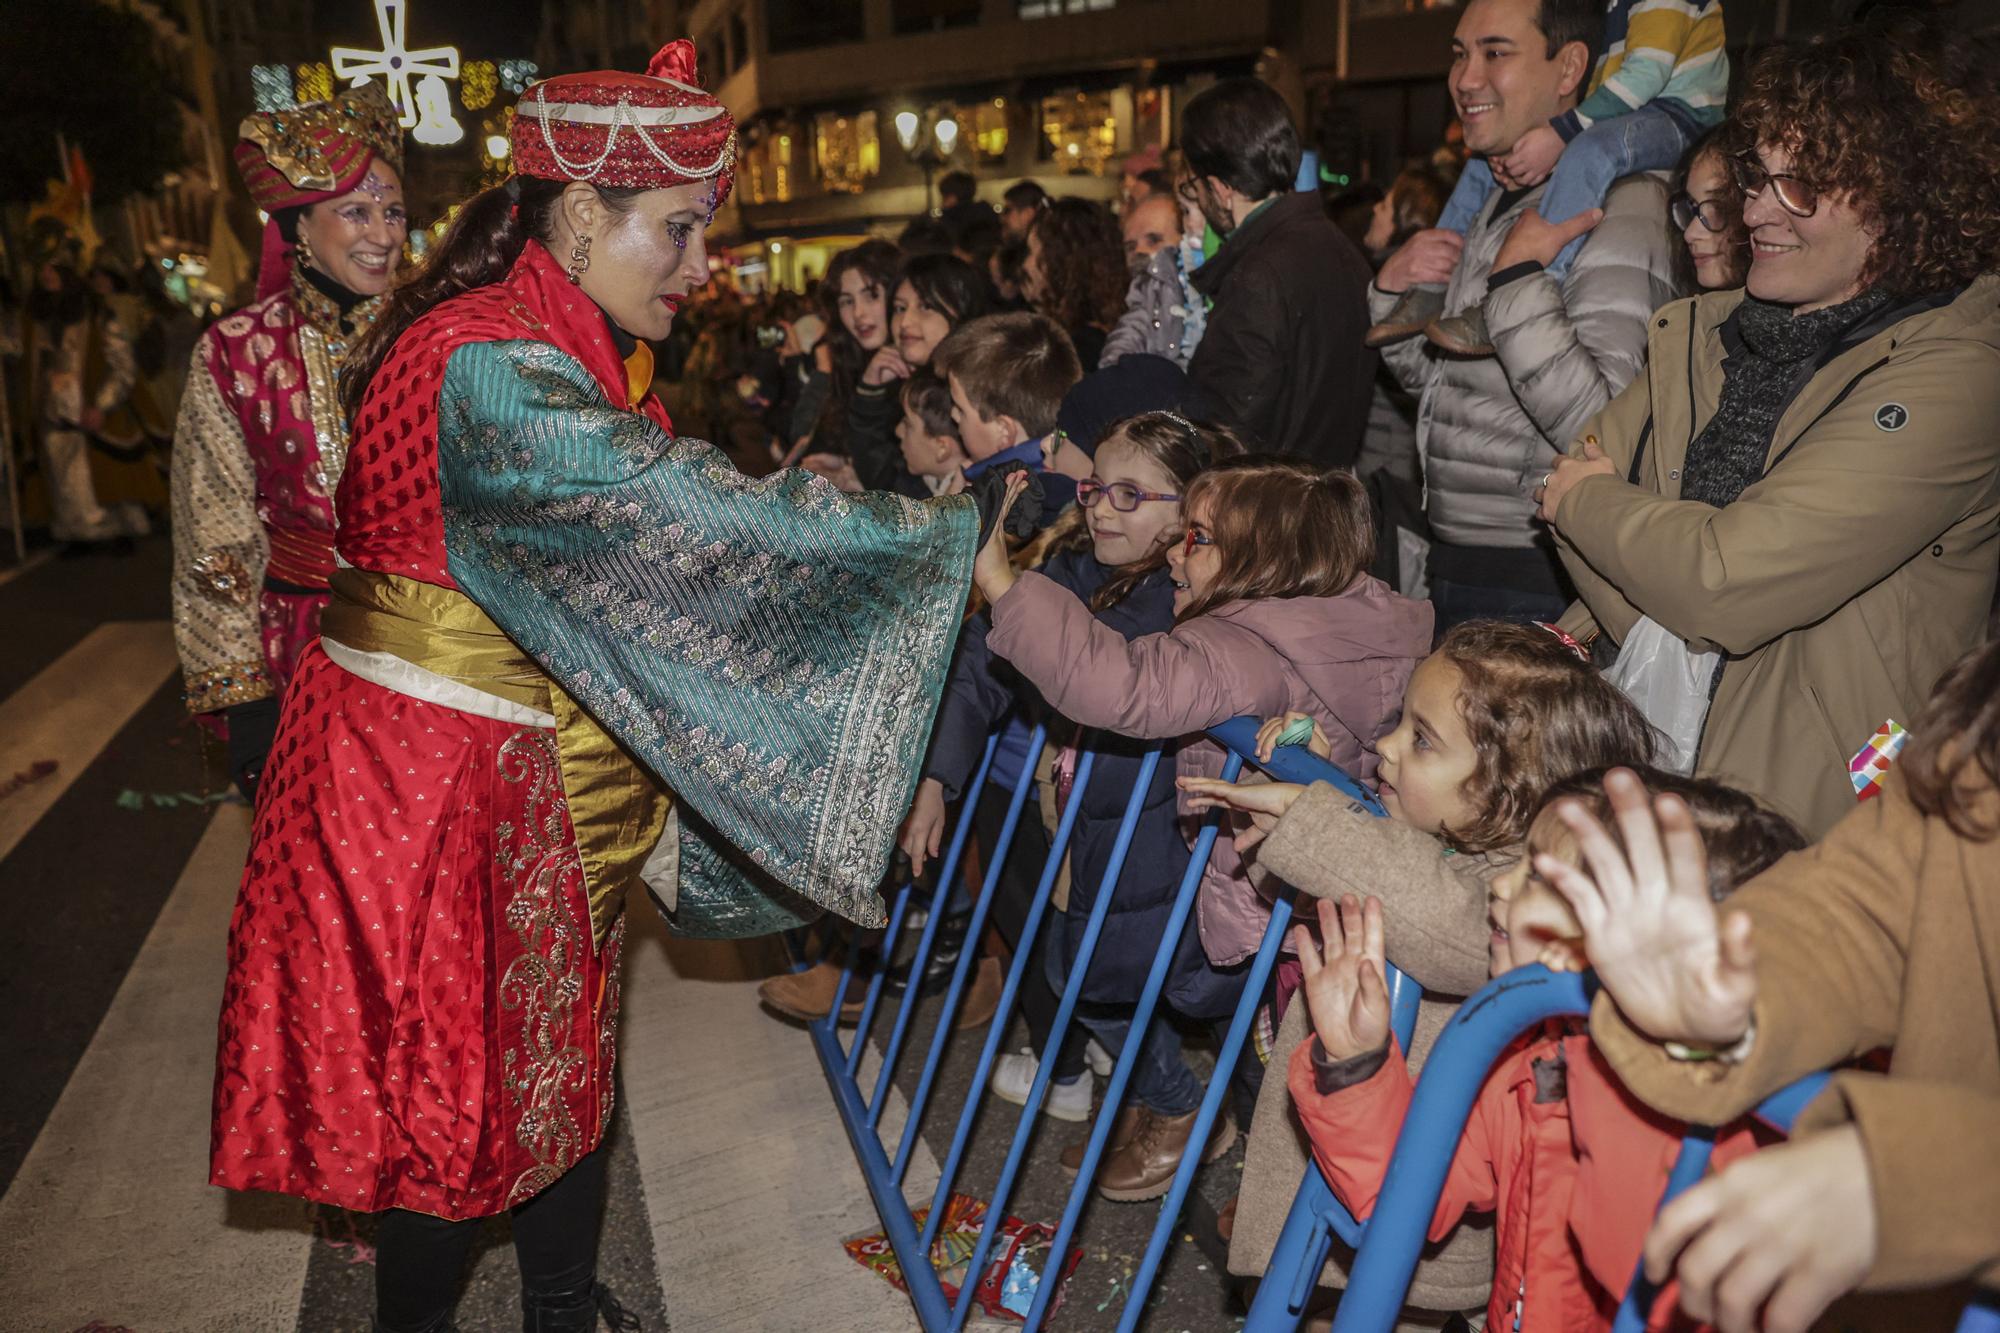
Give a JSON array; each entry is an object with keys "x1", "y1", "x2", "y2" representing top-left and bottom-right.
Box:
[
  {"x1": 1534, "y1": 769, "x2": 1758, "y2": 1048},
  {"x1": 1293, "y1": 895, "x2": 1393, "y2": 1062}
]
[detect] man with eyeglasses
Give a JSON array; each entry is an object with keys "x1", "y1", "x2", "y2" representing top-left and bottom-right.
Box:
[{"x1": 1177, "y1": 77, "x2": 1378, "y2": 469}]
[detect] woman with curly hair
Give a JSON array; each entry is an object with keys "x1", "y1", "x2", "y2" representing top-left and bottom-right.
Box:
[
  {"x1": 1022, "y1": 197, "x2": 1127, "y2": 372},
  {"x1": 1537, "y1": 9, "x2": 2000, "y2": 839}
]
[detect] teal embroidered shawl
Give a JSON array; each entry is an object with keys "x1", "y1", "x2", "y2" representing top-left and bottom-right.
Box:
[{"x1": 436, "y1": 338, "x2": 977, "y2": 936}]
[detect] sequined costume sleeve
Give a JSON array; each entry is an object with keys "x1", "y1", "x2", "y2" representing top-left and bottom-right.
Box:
[
  {"x1": 436, "y1": 338, "x2": 979, "y2": 929},
  {"x1": 93, "y1": 313, "x2": 138, "y2": 414},
  {"x1": 170, "y1": 347, "x2": 272, "y2": 712}
]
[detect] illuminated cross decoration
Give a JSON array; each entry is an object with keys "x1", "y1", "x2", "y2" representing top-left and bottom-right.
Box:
[{"x1": 331, "y1": 0, "x2": 460, "y2": 130}]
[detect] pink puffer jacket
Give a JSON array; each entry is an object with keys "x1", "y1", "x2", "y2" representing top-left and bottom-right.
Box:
[{"x1": 986, "y1": 571, "x2": 1432, "y2": 965}]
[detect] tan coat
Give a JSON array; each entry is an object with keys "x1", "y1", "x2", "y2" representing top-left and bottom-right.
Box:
[
  {"x1": 1227, "y1": 782, "x2": 1510, "y2": 1315},
  {"x1": 1555, "y1": 277, "x2": 2000, "y2": 836},
  {"x1": 1592, "y1": 767, "x2": 2000, "y2": 1316}
]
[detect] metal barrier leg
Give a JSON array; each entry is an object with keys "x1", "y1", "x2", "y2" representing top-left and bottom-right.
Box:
[
  {"x1": 948, "y1": 751, "x2": 1163, "y2": 1330},
  {"x1": 1118, "y1": 869, "x2": 1289, "y2": 1333},
  {"x1": 868, "y1": 737, "x2": 1000, "y2": 1132},
  {"x1": 892, "y1": 727, "x2": 1047, "y2": 1186},
  {"x1": 922, "y1": 752, "x2": 1097, "y2": 1264},
  {"x1": 847, "y1": 881, "x2": 913, "y2": 1078}
]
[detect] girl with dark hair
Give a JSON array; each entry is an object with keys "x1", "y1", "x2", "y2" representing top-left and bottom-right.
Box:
[
  {"x1": 786, "y1": 238, "x2": 899, "y2": 462},
  {"x1": 1670, "y1": 125, "x2": 1748, "y2": 294},
  {"x1": 1023, "y1": 198, "x2": 1127, "y2": 371},
  {"x1": 834, "y1": 252, "x2": 991, "y2": 496},
  {"x1": 218, "y1": 41, "x2": 991, "y2": 1333}
]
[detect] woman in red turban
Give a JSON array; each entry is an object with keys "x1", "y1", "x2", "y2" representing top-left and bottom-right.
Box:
[
  {"x1": 209, "y1": 42, "x2": 1011, "y2": 1333},
  {"x1": 169, "y1": 82, "x2": 406, "y2": 797}
]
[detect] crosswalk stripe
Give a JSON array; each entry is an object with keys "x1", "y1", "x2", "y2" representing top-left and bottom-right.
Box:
[
  {"x1": 0, "y1": 803, "x2": 318, "y2": 1331},
  {"x1": 0, "y1": 620, "x2": 178, "y2": 863},
  {"x1": 621, "y1": 917, "x2": 930, "y2": 1332}
]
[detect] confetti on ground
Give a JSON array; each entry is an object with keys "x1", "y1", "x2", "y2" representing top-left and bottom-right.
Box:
[
  {"x1": 0, "y1": 760, "x2": 57, "y2": 801},
  {"x1": 114, "y1": 788, "x2": 242, "y2": 810}
]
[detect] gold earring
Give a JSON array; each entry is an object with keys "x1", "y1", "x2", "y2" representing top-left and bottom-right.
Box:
[
  {"x1": 296, "y1": 230, "x2": 316, "y2": 271},
  {"x1": 567, "y1": 233, "x2": 592, "y2": 284}
]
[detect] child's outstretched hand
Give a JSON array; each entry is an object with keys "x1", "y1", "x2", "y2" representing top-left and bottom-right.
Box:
[
  {"x1": 899, "y1": 777, "x2": 949, "y2": 878},
  {"x1": 1293, "y1": 894, "x2": 1392, "y2": 1062},
  {"x1": 970, "y1": 469, "x2": 1032, "y2": 602},
  {"x1": 1177, "y1": 776, "x2": 1306, "y2": 852},
  {"x1": 1253, "y1": 710, "x2": 1332, "y2": 762},
  {"x1": 1534, "y1": 769, "x2": 1759, "y2": 1049}
]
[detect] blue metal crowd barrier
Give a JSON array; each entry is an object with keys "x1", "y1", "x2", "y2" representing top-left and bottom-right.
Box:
[{"x1": 805, "y1": 719, "x2": 1995, "y2": 1332}]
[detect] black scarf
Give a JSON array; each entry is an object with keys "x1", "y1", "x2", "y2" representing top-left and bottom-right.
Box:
[{"x1": 1679, "y1": 288, "x2": 1896, "y2": 509}]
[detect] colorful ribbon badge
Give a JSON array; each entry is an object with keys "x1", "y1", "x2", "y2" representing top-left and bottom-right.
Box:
[{"x1": 1849, "y1": 719, "x2": 1910, "y2": 802}]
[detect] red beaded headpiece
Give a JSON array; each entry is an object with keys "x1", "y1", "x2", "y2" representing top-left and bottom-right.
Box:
[{"x1": 509, "y1": 39, "x2": 736, "y2": 204}]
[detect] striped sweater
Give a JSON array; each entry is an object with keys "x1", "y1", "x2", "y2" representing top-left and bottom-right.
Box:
[{"x1": 1551, "y1": 0, "x2": 1729, "y2": 142}]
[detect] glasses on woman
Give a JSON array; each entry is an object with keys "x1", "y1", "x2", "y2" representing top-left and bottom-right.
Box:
[
  {"x1": 1181, "y1": 527, "x2": 1214, "y2": 558},
  {"x1": 1730, "y1": 157, "x2": 1820, "y2": 219},
  {"x1": 1670, "y1": 192, "x2": 1729, "y2": 233},
  {"x1": 1077, "y1": 479, "x2": 1181, "y2": 512}
]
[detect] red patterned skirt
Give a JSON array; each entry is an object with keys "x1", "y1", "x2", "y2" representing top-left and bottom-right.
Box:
[{"x1": 210, "y1": 644, "x2": 622, "y2": 1219}]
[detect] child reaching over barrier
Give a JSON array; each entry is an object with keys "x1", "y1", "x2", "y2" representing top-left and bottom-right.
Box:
[
  {"x1": 971, "y1": 456, "x2": 1432, "y2": 1194},
  {"x1": 976, "y1": 457, "x2": 1433, "y2": 977},
  {"x1": 1289, "y1": 768, "x2": 1804, "y2": 1331},
  {"x1": 1182, "y1": 621, "x2": 1658, "y2": 1314},
  {"x1": 1547, "y1": 636, "x2": 2000, "y2": 1332},
  {"x1": 905, "y1": 411, "x2": 1242, "y2": 1185}
]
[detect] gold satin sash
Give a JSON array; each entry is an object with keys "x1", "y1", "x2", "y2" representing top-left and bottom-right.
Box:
[{"x1": 322, "y1": 568, "x2": 671, "y2": 946}]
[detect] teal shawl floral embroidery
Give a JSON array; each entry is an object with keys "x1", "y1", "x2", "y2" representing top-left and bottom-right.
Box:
[{"x1": 437, "y1": 338, "x2": 978, "y2": 935}]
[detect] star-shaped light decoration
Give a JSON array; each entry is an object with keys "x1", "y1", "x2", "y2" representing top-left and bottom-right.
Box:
[{"x1": 331, "y1": 0, "x2": 460, "y2": 132}]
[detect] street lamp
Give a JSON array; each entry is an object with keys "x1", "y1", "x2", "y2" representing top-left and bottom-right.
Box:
[{"x1": 894, "y1": 106, "x2": 959, "y2": 216}]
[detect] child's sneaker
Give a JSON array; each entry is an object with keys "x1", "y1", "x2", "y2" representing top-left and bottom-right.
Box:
[
  {"x1": 1425, "y1": 306, "x2": 1496, "y2": 357},
  {"x1": 1365, "y1": 285, "x2": 1446, "y2": 348},
  {"x1": 991, "y1": 1048, "x2": 1095, "y2": 1122}
]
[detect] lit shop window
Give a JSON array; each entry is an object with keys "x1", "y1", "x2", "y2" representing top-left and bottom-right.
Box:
[
  {"x1": 815, "y1": 111, "x2": 881, "y2": 194},
  {"x1": 1039, "y1": 91, "x2": 1118, "y2": 174},
  {"x1": 742, "y1": 129, "x2": 796, "y2": 205},
  {"x1": 1019, "y1": 0, "x2": 1114, "y2": 16},
  {"x1": 957, "y1": 99, "x2": 1010, "y2": 165}
]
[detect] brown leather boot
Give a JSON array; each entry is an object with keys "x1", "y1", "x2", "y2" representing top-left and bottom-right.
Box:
[
  {"x1": 1094, "y1": 1105, "x2": 1237, "y2": 1202},
  {"x1": 757, "y1": 959, "x2": 865, "y2": 1024},
  {"x1": 954, "y1": 955, "x2": 1002, "y2": 1030},
  {"x1": 1058, "y1": 1104, "x2": 1142, "y2": 1179}
]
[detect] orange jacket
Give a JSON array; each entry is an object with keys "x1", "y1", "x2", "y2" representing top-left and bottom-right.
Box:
[{"x1": 1287, "y1": 1022, "x2": 1770, "y2": 1330}]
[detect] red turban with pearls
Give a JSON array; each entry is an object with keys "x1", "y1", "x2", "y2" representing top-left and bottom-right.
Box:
[{"x1": 508, "y1": 39, "x2": 736, "y2": 204}]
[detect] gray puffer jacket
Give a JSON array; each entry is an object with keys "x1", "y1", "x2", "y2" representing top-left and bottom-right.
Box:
[{"x1": 1373, "y1": 173, "x2": 1681, "y2": 550}]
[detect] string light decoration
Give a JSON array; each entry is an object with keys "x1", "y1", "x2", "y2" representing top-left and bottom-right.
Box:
[
  {"x1": 294, "y1": 60, "x2": 334, "y2": 104},
  {"x1": 498, "y1": 59, "x2": 539, "y2": 95},
  {"x1": 461, "y1": 58, "x2": 497, "y2": 110},
  {"x1": 331, "y1": 0, "x2": 460, "y2": 131},
  {"x1": 251, "y1": 64, "x2": 295, "y2": 111}
]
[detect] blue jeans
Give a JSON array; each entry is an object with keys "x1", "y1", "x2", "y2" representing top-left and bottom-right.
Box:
[
  {"x1": 1077, "y1": 1009, "x2": 1206, "y2": 1117},
  {"x1": 1438, "y1": 105, "x2": 1697, "y2": 279}
]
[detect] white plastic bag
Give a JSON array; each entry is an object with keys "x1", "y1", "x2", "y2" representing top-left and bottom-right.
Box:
[{"x1": 1605, "y1": 616, "x2": 1720, "y2": 775}]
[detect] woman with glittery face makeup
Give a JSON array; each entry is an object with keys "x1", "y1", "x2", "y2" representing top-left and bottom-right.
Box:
[
  {"x1": 293, "y1": 160, "x2": 409, "y2": 298},
  {"x1": 226, "y1": 42, "x2": 1001, "y2": 1333},
  {"x1": 548, "y1": 177, "x2": 719, "y2": 342}
]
